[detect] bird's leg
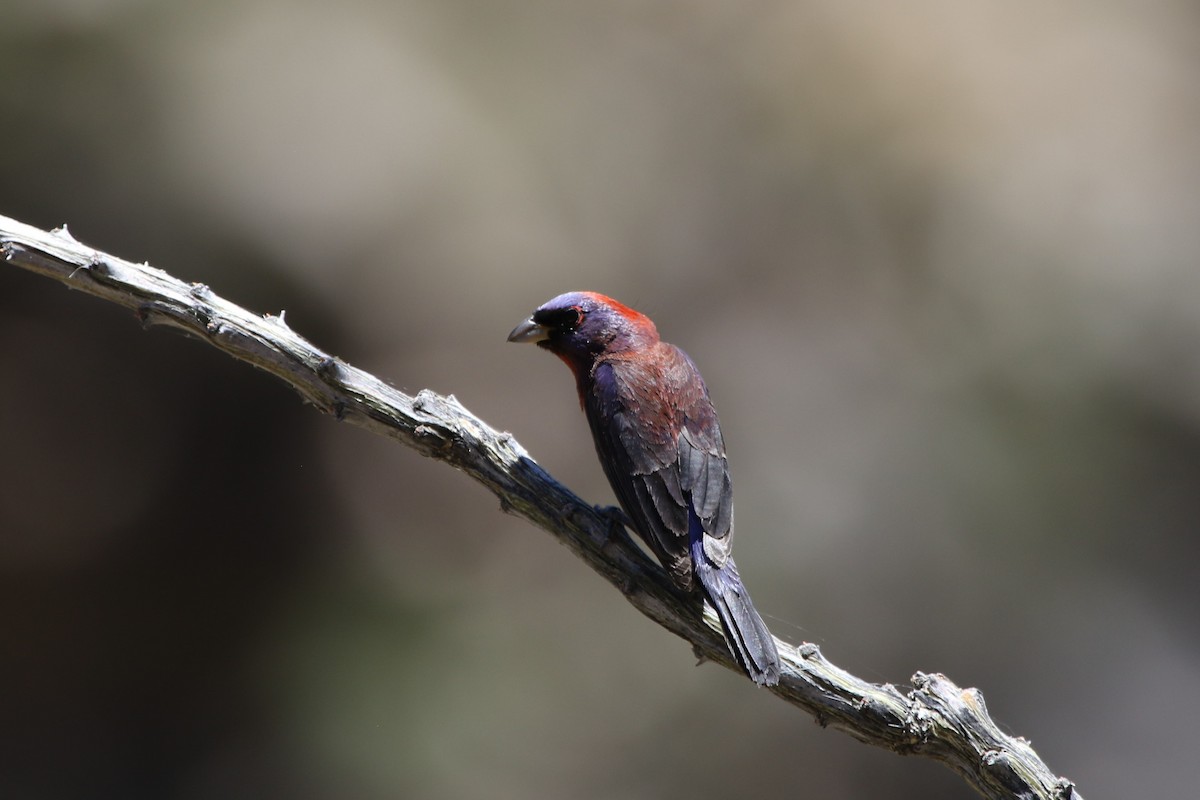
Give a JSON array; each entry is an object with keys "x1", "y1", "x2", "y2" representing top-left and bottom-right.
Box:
[
  {"x1": 591, "y1": 504, "x2": 652, "y2": 595},
  {"x1": 594, "y1": 503, "x2": 634, "y2": 533}
]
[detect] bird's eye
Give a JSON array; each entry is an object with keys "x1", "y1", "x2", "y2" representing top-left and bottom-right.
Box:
[{"x1": 533, "y1": 305, "x2": 585, "y2": 332}]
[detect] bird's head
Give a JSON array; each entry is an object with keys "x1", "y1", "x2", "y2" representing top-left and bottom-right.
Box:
[{"x1": 508, "y1": 291, "x2": 659, "y2": 374}]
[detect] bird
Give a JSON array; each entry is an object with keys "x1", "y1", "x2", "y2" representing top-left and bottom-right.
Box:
[{"x1": 508, "y1": 291, "x2": 782, "y2": 686}]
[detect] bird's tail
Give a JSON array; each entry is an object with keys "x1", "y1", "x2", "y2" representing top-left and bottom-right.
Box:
[{"x1": 691, "y1": 537, "x2": 782, "y2": 686}]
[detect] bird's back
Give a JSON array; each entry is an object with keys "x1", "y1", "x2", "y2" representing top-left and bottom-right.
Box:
[{"x1": 582, "y1": 342, "x2": 733, "y2": 592}]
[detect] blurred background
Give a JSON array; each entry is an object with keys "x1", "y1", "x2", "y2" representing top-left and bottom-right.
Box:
[{"x1": 2, "y1": 1, "x2": 1198, "y2": 797}]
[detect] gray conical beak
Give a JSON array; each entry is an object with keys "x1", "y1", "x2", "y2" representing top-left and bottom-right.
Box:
[{"x1": 507, "y1": 317, "x2": 550, "y2": 343}]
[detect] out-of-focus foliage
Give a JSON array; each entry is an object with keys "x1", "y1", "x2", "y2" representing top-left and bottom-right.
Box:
[{"x1": 2, "y1": 2, "x2": 1197, "y2": 797}]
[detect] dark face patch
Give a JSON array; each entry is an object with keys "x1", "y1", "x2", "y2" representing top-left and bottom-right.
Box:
[{"x1": 531, "y1": 304, "x2": 584, "y2": 334}]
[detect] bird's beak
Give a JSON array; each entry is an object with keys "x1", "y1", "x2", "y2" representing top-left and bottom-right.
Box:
[{"x1": 507, "y1": 317, "x2": 550, "y2": 344}]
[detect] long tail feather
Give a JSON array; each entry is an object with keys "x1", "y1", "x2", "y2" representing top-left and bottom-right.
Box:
[{"x1": 691, "y1": 537, "x2": 781, "y2": 686}]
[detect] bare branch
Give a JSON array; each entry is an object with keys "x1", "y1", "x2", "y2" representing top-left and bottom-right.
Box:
[{"x1": 1, "y1": 213, "x2": 1080, "y2": 800}]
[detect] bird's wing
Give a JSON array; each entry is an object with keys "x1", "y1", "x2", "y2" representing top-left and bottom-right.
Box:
[
  {"x1": 672, "y1": 345, "x2": 734, "y2": 568},
  {"x1": 678, "y1": 424, "x2": 734, "y2": 567},
  {"x1": 586, "y1": 346, "x2": 734, "y2": 589}
]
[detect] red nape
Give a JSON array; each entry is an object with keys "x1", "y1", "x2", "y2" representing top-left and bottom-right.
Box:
[{"x1": 579, "y1": 291, "x2": 654, "y2": 329}]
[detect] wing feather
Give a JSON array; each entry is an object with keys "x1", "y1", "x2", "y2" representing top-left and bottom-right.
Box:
[{"x1": 585, "y1": 346, "x2": 735, "y2": 588}]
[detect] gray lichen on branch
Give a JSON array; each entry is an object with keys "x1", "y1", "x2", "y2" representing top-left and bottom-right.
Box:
[{"x1": 1, "y1": 213, "x2": 1080, "y2": 800}]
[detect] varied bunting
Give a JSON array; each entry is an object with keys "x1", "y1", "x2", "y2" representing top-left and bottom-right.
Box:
[{"x1": 508, "y1": 291, "x2": 781, "y2": 686}]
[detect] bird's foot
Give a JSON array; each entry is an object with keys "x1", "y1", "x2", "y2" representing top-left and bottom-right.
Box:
[
  {"x1": 594, "y1": 504, "x2": 634, "y2": 533},
  {"x1": 592, "y1": 504, "x2": 652, "y2": 595}
]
